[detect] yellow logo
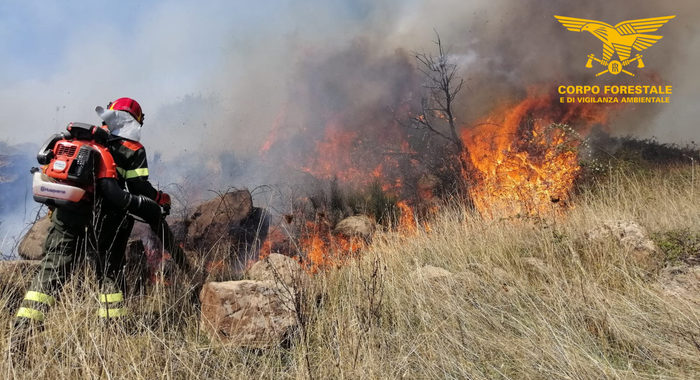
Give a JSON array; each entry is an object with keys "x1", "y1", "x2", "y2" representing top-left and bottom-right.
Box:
[{"x1": 554, "y1": 15, "x2": 675, "y2": 77}]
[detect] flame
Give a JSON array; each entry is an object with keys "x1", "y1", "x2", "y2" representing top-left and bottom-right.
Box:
[
  {"x1": 298, "y1": 220, "x2": 365, "y2": 273},
  {"x1": 462, "y1": 93, "x2": 613, "y2": 216},
  {"x1": 396, "y1": 201, "x2": 418, "y2": 235},
  {"x1": 255, "y1": 88, "x2": 618, "y2": 274},
  {"x1": 259, "y1": 227, "x2": 289, "y2": 260},
  {"x1": 281, "y1": 114, "x2": 415, "y2": 195},
  {"x1": 259, "y1": 240, "x2": 272, "y2": 260},
  {"x1": 259, "y1": 104, "x2": 288, "y2": 156},
  {"x1": 301, "y1": 125, "x2": 363, "y2": 182}
]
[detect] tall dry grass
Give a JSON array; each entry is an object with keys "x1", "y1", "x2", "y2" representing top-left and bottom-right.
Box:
[{"x1": 2, "y1": 165, "x2": 699, "y2": 379}]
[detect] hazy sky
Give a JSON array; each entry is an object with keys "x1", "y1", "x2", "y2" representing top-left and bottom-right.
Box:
[
  {"x1": 0, "y1": 0, "x2": 697, "y2": 156},
  {"x1": 0, "y1": 0, "x2": 382, "y2": 153}
]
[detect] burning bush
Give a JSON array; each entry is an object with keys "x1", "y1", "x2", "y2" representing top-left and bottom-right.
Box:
[{"x1": 462, "y1": 93, "x2": 613, "y2": 217}]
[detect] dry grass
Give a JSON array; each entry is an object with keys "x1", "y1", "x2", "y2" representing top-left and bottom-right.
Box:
[{"x1": 2, "y1": 166, "x2": 699, "y2": 379}]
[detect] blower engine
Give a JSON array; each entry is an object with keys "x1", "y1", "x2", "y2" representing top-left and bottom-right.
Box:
[{"x1": 32, "y1": 122, "x2": 112, "y2": 207}]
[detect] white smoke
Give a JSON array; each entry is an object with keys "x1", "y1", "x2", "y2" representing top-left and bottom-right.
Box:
[{"x1": 1, "y1": 0, "x2": 699, "y2": 254}]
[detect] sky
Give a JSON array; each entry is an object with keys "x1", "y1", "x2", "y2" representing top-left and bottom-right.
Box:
[
  {"x1": 0, "y1": 0, "x2": 383, "y2": 154},
  {"x1": 1, "y1": 0, "x2": 698, "y2": 156}
]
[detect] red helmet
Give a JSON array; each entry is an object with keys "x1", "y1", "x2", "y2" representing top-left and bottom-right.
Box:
[{"x1": 107, "y1": 97, "x2": 144, "y2": 124}]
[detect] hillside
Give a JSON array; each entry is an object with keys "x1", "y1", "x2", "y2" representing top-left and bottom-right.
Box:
[{"x1": 1, "y1": 164, "x2": 698, "y2": 379}]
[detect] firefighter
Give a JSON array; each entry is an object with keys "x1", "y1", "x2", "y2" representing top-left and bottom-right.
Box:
[
  {"x1": 11, "y1": 99, "x2": 195, "y2": 357},
  {"x1": 11, "y1": 123, "x2": 163, "y2": 357}
]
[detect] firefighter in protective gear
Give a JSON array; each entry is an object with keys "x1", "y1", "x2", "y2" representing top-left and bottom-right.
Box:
[
  {"x1": 12, "y1": 99, "x2": 192, "y2": 355},
  {"x1": 11, "y1": 123, "x2": 163, "y2": 356}
]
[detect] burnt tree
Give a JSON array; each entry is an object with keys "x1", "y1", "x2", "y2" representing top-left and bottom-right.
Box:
[{"x1": 411, "y1": 32, "x2": 476, "y2": 203}]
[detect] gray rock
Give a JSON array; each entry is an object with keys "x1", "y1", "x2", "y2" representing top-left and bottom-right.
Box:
[
  {"x1": 246, "y1": 253, "x2": 307, "y2": 290},
  {"x1": 199, "y1": 280, "x2": 297, "y2": 347},
  {"x1": 334, "y1": 215, "x2": 375, "y2": 240},
  {"x1": 586, "y1": 220, "x2": 660, "y2": 269}
]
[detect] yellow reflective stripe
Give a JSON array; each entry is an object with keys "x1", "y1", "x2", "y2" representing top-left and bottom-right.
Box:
[
  {"x1": 117, "y1": 167, "x2": 149, "y2": 179},
  {"x1": 24, "y1": 291, "x2": 56, "y2": 306},
  {"x1": 99, "y1": 292, "x2": 124, "y2": 303},
  {"x1": 98, "y1": 308, "x2": 127, "y2": 318},
  {"x1": 16, "y1": 307, "x2": 45, "y2": 321}
]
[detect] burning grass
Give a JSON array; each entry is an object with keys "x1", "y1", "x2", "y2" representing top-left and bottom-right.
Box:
[{"x1": 1, "y1": 164, "x2": 699, "y2": 379}]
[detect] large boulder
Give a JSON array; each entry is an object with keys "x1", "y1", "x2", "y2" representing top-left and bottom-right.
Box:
[
  {"x1": 18, "y1": 215, "x2": 51, "y2": 260},
  {"x1": 186, "y1": 190, "x2": 254, "y2": 250},
  {"x1": 246, "y1": 253, "x2": 307, "y2": 289},
  {"x1": 334, "y1": 215, "x2": 375, "y2": 240},
  {"x1": 199, "y1": 280, "x2": 296, "y2": 347},
  {"x1": 586, "y1": 220, "x2": 660, "y2": 269}
]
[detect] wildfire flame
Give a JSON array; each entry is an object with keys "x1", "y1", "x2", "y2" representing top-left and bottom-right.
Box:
[
  {"x1": 462, "y1": 94, "x2": 613, "y2": 216},
  {"x1": 258, "y1": 90, "x2": 616, "y2": 273},
  {"x1": 299, "y1": 220, "x2": 365, "y2": 273},
  {"x1": 396, "y1": 201, "x2": 418, "y2": 234}
]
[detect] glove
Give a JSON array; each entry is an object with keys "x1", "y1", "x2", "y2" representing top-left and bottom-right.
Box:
[
  {"x1": 155, "y1": 191, "x2": 171, "y2": 215},
  {"x1": 128, "y1": 194, "x2": 162, "y2": 227}
]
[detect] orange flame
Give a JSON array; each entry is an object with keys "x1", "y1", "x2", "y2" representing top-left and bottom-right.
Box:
[
  {"x1": 462, "y1": 93, "x2": 613, "y2": 216},
  {"x1": 256, "y1": 88, "x2": 618, "y2": 274},
  {"x1": 396, "y1": 201, "x2": 418, "y2": 235},
  {"x1": 298, "y1": 220, "x2": 365, "y2": 273}
]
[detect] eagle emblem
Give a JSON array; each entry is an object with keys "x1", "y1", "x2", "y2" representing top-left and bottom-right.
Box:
[{"x1": 554, "y1": 15, "x2": 675, "y2": 77}]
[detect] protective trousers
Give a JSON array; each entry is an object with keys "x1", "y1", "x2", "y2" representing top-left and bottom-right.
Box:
[{"x1": 14, "y1": 205, "x2": 134, "y2": 328}]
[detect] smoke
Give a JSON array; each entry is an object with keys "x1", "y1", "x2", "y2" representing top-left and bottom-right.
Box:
[
  {"x1": 241, "y1": 0, "x2": 700, "y2": 190},
  {"x1": 1, "y1": 0, "x2": 698, "y2": 252},
  {"x1": 0, "y1": 141, "x2": 38, "y2": 256},
  {"x1": 1, "y1": 1, "x2": 697, "y2": 150}
]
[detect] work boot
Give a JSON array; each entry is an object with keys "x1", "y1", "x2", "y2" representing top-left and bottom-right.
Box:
[{"x1": 8, "y1": 318, "x2": 37, "y2": 366}]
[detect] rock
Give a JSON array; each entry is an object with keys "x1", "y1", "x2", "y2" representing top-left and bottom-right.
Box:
[
  {"x1": 452, "y1": 270, "x2": 480, "y2": 291},
  {"x1": 199, "y1": 280, "x2": 296, "y2": 347},
  {"x1": 411, "y1": 265, "x2": 452, "y2": 281},
  {"x1": 657, "y1": 265, "x2": 700, "y2": 305},
  {"x1": 521, "y1": 257, "x2": 554, "y2": 279},
  {"x1": 0, "y1": 260, "x2": 41, "y2": 306},
  {"x1": 246, "y1": 253, "x2": 307, "y2": 289},
  {"x1": 586, "y1": 220, "x2": 657, "y2": 252},
  {"x1": 18, "y1": 215, "x2": 51, "y2": 260},
  {"x1": 334, "y1": 215, "x2": 375, "y2": 240},
  {"x1": 186, "y1": 190, "x2": 254, "y2": 250},
  {"x1": 586, "y1": 220, "x2": 660, "y2": 269}
]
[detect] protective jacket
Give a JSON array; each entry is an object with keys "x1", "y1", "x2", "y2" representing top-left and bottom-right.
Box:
[{"x1": 108, "y1": 138, "x2": 158, "y2": 199}]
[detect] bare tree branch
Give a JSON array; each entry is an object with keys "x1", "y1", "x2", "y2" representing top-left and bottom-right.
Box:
[{"x1": 408, "y1": 30, "x2": 476, "y2": 188}]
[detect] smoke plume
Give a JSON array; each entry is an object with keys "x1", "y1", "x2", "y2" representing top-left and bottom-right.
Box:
[{"x1": 1, "y1": 0, "x2": 698, "y2": 253}]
